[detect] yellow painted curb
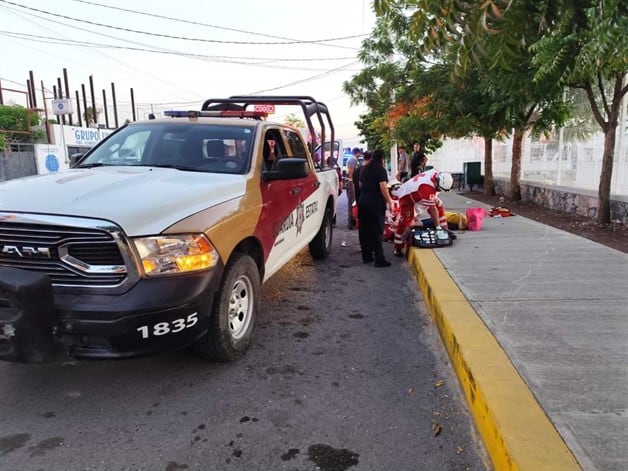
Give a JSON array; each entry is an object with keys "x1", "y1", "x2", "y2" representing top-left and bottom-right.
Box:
[{"x1": 409, "y1": 248, "x2": 581, "y2": 471}]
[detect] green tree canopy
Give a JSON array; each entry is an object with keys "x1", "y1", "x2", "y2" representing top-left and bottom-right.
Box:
[
  {"x1": 284, "y1": 113, "x2": 305, "y2": 129},
  {"x1": 374, "y1": 0, "x2": 627, "y2": 222}
]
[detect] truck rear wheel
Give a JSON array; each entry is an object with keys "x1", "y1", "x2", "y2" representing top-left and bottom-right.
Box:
[
  {"x1": 193, "y1": 253, "x2": 260, "y2": 362},
  {"x1": 309, "y1": 207, "x2": 333, "y2": 259}
]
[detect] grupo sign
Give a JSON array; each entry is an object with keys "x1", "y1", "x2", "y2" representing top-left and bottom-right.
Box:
[{"x1": 62, "y1": 126, "x2": 113, "y2": 146}]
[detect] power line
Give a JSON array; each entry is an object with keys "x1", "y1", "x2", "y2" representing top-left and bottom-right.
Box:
[
  {"x1": 0, "y1": 3, "x2": 363, "y2": 115},
  {"x1": 69, "y1": 0, "x2": 360, "y2": 50},
  {"x1": 0, "y1": 7, "x2": 203, "y2": 100},
  {"x1": 0, "y1": 0, "x2": 366, "y2": 46},
  {"x1": 0, "y1": 77, "x2": 27, "y2": 88},
  {"x1": 1, "y1": 31, "x2": 359, "y2": 75},
  {"x1": 0, "y1": 8, "x2": 362, "y2": 107},
  {"x1": 0, "y1": 31, "x2": 356, "y2": 64},
  {"x1": 248, "y1": 61, "x2": 360, "y2": 94}
]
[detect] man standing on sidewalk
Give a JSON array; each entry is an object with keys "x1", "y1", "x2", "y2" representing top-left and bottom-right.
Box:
[
  {"x1": 345, "y1": 147, "x2": 362, "y2": 229},
  {"x1": 396, "y1": 146, "x2": 409, "y2": 182},
  {"x1": 410, "y1": 142, "x2": 427, "y2": 177}
]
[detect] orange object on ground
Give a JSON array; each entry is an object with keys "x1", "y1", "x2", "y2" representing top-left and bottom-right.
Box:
[{"x1": 489, "y1": 207, "x2": 515, "y2": 217}]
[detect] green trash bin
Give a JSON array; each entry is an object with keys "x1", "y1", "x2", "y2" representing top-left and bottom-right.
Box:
[{"x1": 463, "y1": 162, "x2": 483, "y2": 190}]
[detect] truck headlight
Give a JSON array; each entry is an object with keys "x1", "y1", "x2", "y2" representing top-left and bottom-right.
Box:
[{"x1": 132, "y1": 234, "x2": 219, "y2": 276}]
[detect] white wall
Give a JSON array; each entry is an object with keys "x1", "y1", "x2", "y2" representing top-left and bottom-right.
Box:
[
  {"x1": 428, "y1": 130, "x2": 628, "y2": 196},
  {"x1": 34, "y1": 144, "x2": 70, "y2": 174}
]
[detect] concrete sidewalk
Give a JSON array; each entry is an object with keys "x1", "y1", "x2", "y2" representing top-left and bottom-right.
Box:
[{"x1": 408, "y1": 192, "x2": 628, "y2": 471}]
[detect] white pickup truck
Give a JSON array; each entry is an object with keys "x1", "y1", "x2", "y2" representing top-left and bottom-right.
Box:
[{"x1": 0, "y1": 96, "x2": 339, "y2": 363}]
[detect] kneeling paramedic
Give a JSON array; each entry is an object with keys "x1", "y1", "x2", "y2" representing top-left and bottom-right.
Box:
[{"x1": 391, "y1": 169, "x2": 454, "y2": 256}]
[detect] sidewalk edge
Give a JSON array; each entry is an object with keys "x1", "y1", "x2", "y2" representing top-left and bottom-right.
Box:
[{"x1": 408, "y1": 248, "x2": 581, "y2": 471}]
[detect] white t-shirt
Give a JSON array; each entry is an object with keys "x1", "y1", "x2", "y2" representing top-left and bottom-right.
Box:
[
  {"x1": 398, "y1": 152, "x2": 408, "y2": 173},
  {"x1": 346, "y1": 155, "x2": 359, "y2": 179}
]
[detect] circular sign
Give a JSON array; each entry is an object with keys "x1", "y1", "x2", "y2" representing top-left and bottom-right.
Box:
[
  {"x1": 51, "y1": 99, "x2": 72, "y2": 115},
  {"x1": 45, "y1": 154, "x2": 60, "y2": 172}
]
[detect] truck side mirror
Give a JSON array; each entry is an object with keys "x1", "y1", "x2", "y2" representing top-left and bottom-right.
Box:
[
  {"x1": 69, "y1": 153, "x2": 84, "y2": 168},
  {"x1": 263, "y1": 158, "x2": 309, "y2": 181}
]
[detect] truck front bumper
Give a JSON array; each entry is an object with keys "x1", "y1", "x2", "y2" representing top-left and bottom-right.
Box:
[{"x1": 0, "y1": 264, "x2": 223, "y2": 362}]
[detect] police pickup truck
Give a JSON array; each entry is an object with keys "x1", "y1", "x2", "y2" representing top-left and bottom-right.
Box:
[{"x1": 0, "y1": 96, "x2": 339, "y2": 363}]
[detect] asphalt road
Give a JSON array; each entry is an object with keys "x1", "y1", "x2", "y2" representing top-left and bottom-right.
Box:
[{"x1": 0, "y1": 195, "x2": 489, "y2": 471}]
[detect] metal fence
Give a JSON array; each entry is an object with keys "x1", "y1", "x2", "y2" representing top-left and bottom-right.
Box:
[
  {"x1": 430, "y1": 87, "x2": 628, "y2": 197},
  {"x1": 430, "y1": 131, "x2": 628, "y2": 197},
  {"x1": 0, "y1": 143, "x2": 37, "y2": 181},
  {"x1": 490, "y1": 132, "x2": 628, "y2": 196}
]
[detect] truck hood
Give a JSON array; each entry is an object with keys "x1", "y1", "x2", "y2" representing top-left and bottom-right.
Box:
[{"x1": 0, "y1": 167, "x2": 247, "y2": 236}]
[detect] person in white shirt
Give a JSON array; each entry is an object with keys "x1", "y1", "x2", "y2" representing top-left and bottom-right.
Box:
[{"x1": 396, "y1": 146, "x2": 409, "y2": 182}]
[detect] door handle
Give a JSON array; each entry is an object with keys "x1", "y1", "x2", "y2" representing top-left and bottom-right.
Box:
[{"x1": 291, "y1": 187, "x2": 302, "y2": 195}]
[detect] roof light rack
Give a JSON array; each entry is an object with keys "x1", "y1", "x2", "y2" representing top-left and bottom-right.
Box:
[
  {"x1": 199, "y1": 96, "x2": 335, "y2": 169},
  {"x1": 164, "y1": 110, "x2": 268, "y2": 120}
]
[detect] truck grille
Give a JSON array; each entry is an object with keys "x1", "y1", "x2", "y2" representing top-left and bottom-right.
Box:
[{"x1": 0, "y1": 221, "x2": 128, "y2": 287}]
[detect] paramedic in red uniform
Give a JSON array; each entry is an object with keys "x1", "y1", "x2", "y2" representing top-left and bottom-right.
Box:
[{"x1": 392, "y1": 169, "x2": 454, "y2": 256}]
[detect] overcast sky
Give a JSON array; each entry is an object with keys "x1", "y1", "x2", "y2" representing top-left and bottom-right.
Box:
[{"x1": 0, "y1": 0, "x2": 375, "y2": 146}]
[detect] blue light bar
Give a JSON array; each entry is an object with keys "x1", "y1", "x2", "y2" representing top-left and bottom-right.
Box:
[{"x1": 164, "y1": 110, "x2": 200, "y2": 118}]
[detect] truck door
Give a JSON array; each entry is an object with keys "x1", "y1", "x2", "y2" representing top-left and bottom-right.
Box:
[
  {"x1": 261, "y1": 128, "x2": 301, "y2": 276},
  {"x1": 283, "y1": 129, "x2": 324, "y2": 248},
  {"x1": 259, "y1": 128, "x2": 309, "y2": 276}
]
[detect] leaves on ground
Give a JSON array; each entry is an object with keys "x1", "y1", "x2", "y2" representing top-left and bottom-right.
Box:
[{"x1": 432, "y1": 422, "x2": 443, "y2": 436}]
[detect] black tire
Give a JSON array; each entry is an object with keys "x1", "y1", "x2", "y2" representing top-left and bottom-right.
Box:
[
  {"x1": 193, "y1": 253, "x2": 260, "y2": 362},
  {"x1": 309, "y1": 206, "x2": 333, "y2": 259}
]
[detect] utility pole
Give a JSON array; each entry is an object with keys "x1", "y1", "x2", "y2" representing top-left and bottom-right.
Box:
[
  {"x1": 57, "y1": 77, "x2": 66, "y2": 125},
  {"x1": 63, "y1": 68, "x2": 73, "y2": 125},
  {"x1": 111, "y1": 83, "x2": 119, "y2": 128},
  {"x1": 102, "y1": 89, "x2": 109, "y2": 128},
  {"x1": 40, "y1": 80, "x2": 51, "y2": 144},
  {"x1": 75, "y1": 90, "x2": 82, "y2": 127},
  {"x1": 89, "y1": 75, "x2": 97, "y2": 127},
  {"x1": 130, "y1": 88, "x2": 136, "y2": 121},
  {"x1": 81, "y1": 83, "x2": 89, "y2": 126},
  {"x1": 29, "y1": 70, "x2": 37, "y2": 109}
]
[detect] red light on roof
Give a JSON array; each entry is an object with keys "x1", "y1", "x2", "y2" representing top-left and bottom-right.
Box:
[{"x1": 220, "y1": 110, "x2": 268, "y2": 119}]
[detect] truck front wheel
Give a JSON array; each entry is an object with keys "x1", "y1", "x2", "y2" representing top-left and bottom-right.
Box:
[
  {"x1": 309, "y1": 206, "x2": 333, "y2": 259},
  {"x1": 193, "y1": 253, "x2": 260, "y2": 361}
]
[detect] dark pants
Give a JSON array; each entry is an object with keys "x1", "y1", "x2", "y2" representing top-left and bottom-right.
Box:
[
  {"x1": 358, "y1": 200, "x2": 386, "y2": 263},
  {"x1": 345, "y1": 182, "x2": 356, "y2": 228}
]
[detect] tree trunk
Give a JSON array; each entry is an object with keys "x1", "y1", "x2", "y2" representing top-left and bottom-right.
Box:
[
  {"x1": 582, "y1": 74, "x2": 625, "y2": 224},
  {"x1": 509, "y1": 127, "x2": 524, "y2": 201},
  {"x1": 594, "y1": 76, "x2": 624, "y2": 224},
  {"x1": 597, "y1": 127, "x2": 615, "y2": 223},
  {"x1": 483, "y1": 136, "x2": 495, "y2": 196}
]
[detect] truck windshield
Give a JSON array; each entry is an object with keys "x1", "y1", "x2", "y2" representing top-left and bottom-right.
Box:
[{"x1": 78, "y1": 123, "x2": 254, "y2": 175}]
